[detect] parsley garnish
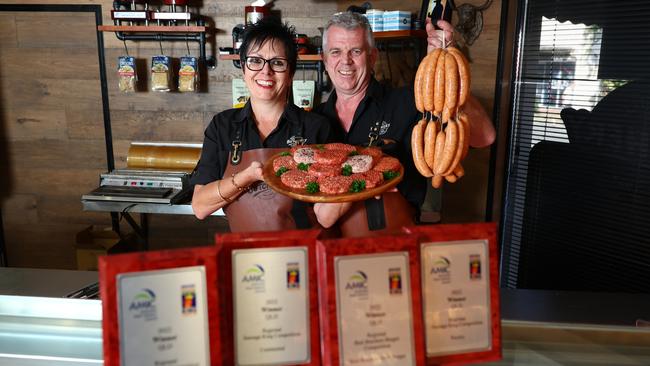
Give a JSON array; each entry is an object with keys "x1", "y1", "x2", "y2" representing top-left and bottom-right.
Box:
[
  {"x1": 306, "y1": 181, "x2": 320, "y2": 193},
  {"x1": 341, "y1": 164, "x2": 352, "y2": 176},
  {"x1": 315, "y1": 144, "x2": 325, "y2": 150},
  {"x1": 275, "y1": 167, "x2": 289, "y2": 177},
  {"x1": 297, "y1": 163, "x2": 310, "y2": 171},
  {"x1": 348, "y1": 150, "x2": 359, "y2": 156},
  {"x1": 383, "y1": 170, "x2": 400, "y2": 180},
  {"x1": 280, "y1": 151, "x2": 291, "y2": 157},
  {"x1": 349, "y1": 180, "x2": 366, "y2": 193}
]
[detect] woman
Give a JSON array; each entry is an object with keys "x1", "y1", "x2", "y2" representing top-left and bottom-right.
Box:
[{"x1": 191, "y1": 18, "x2": 331, "y2": 232}]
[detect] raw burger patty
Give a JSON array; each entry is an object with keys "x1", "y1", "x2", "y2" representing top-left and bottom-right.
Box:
[
  {"x1": 314, "y1": 149, "x2": 348, "y2": 165},
  {"x1": 324, "y1": 142, "x2": 356, "y2": 152},
  {"x1": 358, "y1": 146, "x2": 383, "y2": 165},
  {"x1": 372, "y1": 156, "x2": 401, "y2": 172},
  {"x1": 273, "y1": 155, "x2": 296, "y2": 171},
  {"x1": 293, "y1": 147, "x2": 316, "y2": 164},
  {"x1": 308, "y1": 163, "x2": 340, "y2": 178},
  {"x1": 280, "y1": 170, "x2": 312, "y2": 189},
  {"x1": 342, "y1": 155, "x2": 373, "y2": 173},
  {"x1": 320, "y1": 176, "x2": 354, "y2": 194},
  {"x1": 351, "y1": 170, "x2": 384, "y2": 188}
]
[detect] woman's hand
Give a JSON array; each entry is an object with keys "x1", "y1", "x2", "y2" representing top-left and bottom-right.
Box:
[
  {"x1": 426, "y1": 18, "x2": 454, "y2": 52},
  {"x1": 236, "y1": 161, "x2": 264, "y2": 187},
  {"x1": 191, "y1": 161, "x2": 264, "y2": 220}
]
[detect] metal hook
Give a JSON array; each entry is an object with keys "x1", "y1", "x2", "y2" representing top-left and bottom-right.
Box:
[{"x1": 123, "y1": 39, "x2": 129, "y2": 56}]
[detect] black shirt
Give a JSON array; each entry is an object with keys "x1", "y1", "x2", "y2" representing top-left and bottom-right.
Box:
[
  {"x1": 314, "y1": 77, "x2": 425, "y2": 210},
  {"x1": 191, "y1": 102, "x2": 331, "y2": 186}
]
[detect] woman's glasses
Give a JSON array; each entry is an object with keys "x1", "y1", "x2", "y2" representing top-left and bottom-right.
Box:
[{"x1": 245, "y1": 56, "x2": 289, "y2": 72}]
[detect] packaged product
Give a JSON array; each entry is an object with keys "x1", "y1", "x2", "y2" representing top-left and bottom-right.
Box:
[
  {"x1": 117, "y1": 56, "x2": 136, "y2": 92},
  {"x1": 178, "y1": 56, "x2": 198, "y2": 92},
  {"x1": 151, "y1": 55, "x2": 171, "y2": 92}
]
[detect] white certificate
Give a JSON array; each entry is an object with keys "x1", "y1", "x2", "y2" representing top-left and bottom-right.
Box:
[
  {"x1": 335, "y1": 252, "x2": 416, "y2": 366},
  {"x1": 117, "y1": 266, "x2": 210, "y2": 366},
  {"x1": 421, "y1": 240, "x2": 491, "y2": 356},
  {"x1": 233, "y1": 247, "x2": 310, "y2": 365}
]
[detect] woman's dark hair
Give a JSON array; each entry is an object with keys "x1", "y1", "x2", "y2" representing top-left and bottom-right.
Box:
[{"x1": 239, "y1": 17, "x2": 297, "y2": 76}]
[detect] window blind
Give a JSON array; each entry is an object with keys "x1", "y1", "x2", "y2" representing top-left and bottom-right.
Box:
[{"x1": 500, "y1": 0, "x2": 650, "y2": 293}]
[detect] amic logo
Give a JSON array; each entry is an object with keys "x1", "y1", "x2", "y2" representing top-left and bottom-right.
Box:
[
  {"x1": 242, "y1": 264, "x2": 265, "y2": 282},
  {"x1": 345, "y1": 270, "x2": 368, "y2": 290},
  {"x1": 431, "y1": 256, "x2": 451, "y2": 274},
  {"x1": 129, "y1": 289, "x2": 156, "y2": 311}
]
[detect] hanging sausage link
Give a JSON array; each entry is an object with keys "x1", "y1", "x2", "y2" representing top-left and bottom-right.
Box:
[{"x1": 410, "y1": 46, "x2": 472, "y2": 187}]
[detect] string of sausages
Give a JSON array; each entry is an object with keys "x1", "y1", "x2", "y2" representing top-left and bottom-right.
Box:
[{"x1": 411, "y1": 46, "x2": 471, "y2": 188}]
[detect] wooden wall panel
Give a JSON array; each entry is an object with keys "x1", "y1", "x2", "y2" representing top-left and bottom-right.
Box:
[
  {"x1": 0, "y1": 14, "x2": 17, "y2": 47},
  {"x1": 7, "y1": 141, "x2": 106, "y2": 172},
  {"x1": 15, "y1": 13, "x2": 97, "y2": 48},
  {"x1": 1, "y1": 77, "x2": 101, "y2": 111},
  {"x1": 2, "y1": 194, "x2": 39, "y2": 225},
  {"x1": 3, "y1": 107, "x2": 68, "y2": 141},
  {"x1": 0, "y1": 48, "x2": 100, "y2": 80}
]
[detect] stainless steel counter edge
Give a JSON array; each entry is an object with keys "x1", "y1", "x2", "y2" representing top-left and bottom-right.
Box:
[
  {"x1": 0, "y1": 296, "x2": 103, "y2": 365},
  {"x1": 0, "y1": 295, "x2": 101, "y2": 321},
  {"x1": 82, "y1": 199, "x2": 225, "y2": 216}
]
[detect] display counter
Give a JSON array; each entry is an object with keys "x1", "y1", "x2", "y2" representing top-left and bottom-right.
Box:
[
  {"x1": 1, "y1": 268, "x2": 649, "y2": 365},
  {"x1": 0, "y1": 268, "x2": 101, "y2": 365}
]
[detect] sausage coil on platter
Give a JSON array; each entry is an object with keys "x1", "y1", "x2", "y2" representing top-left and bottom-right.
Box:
[
  {"x1": 412, "y1": 46, "x2": 472, "y2": 188},
  {"x1": 263, "y1": 144, "x2": 404, "y2": 203}
]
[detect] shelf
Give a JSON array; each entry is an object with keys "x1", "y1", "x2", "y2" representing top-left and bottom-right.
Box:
[
  {"x1": 372, "y1": 30, "x2": 427, "y2": 41},
  {"x1": 219, "y1": 54, "x2": 322, "y2": 61},
  {"x1": 98, "y1": 25, "x2": 207, "y2": 33},
  {"x1": 99, "y1": 21, "x2": 215, "y2": 68}
]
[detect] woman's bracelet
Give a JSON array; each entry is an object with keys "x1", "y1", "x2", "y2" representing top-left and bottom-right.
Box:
[
  {"x1": 231, "y1": 173, "x2": 247, "y2": 192},
  {"x1": 216, "y1": 180, "x2": 232, "y2": 203}
]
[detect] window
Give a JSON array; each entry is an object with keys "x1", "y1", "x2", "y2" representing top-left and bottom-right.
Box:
[{"x1": 500, "y1": 1, "x2": 650, "y2": 293}]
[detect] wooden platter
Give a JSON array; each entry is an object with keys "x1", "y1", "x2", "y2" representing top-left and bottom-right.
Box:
[{"x1": 262, "y1": 150, "x2": 404, "y2": 203}]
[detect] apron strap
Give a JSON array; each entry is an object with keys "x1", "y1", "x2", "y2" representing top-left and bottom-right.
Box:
[
  {"x1": 230, "y1": 123, "x2": 243, "y2": 165},
  {"x1": 365, "y1": 197, "x2": 387, "y2": 230},
  {"x1": 365, "y1": 120, "x2": 387, "y2": 229},
  {"x1": 291, "y1": 200, "x2": 312, "y2": 229},
  {"x1": 289, "y1": 122, "x2": 310, "y2": 227}
]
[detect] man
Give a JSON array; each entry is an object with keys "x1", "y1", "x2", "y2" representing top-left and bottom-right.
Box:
[{"x1": 312, "y1": 12, "x2": 494, "y2": 236}]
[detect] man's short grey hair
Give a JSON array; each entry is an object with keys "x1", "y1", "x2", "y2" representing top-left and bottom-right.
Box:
[{"x1": 322, "y1": 11, "x2": 375, "y2": 51}]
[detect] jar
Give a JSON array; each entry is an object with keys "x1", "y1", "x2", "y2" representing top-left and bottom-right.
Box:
[{"x1": 245, "y1": 6, "x2": 269, "y2": 25}]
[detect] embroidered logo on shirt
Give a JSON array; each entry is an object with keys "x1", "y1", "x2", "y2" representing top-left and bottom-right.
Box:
[
  {"x1": 379, "y1": 121, "x2": 391, "y2": 135},
  {"x1": 287, "y1": 136, "x2": 306, "y2": 147}
]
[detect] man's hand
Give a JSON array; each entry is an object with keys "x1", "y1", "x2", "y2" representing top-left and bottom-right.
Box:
[
  {"x1": 426, "y1": 18, "x2": 454, "y2": 53},
  {"x1": 314, "y1": 202, "x2": 353, "y2": 229}
]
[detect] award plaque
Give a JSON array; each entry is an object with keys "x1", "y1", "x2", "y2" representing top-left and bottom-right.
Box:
[
  {"x1": 317, "y1": 235, "x2": 425, "y2": 366},
  {"x1": 216, "y1": 229, "x2": 322, "y2": 366},
  {"x1": 99, "y1": 246, "x2": 220, "y2": 366},
  {"x1": 404, "y1": 223, "x2": 502, "y2": 365}
]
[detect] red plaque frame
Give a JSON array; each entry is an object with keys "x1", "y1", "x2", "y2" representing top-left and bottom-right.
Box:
[
  {"x1": 99, "y1": 246, "x2": 220, "y2": 366},
  {"x1": 317, "y1": 234, "x2": 426, "y2": 366},
  {"x1": 215, "y1": 229, "x2": 323, "y2": 366},
  {"x1": 404, "y1": 223, "x2": 502, "y2": 365}
]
